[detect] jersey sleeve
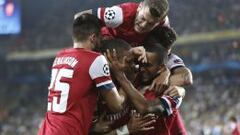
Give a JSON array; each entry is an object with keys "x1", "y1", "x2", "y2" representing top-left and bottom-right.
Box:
[
  {"x1": 162, "y1": 16, "x2": 170, "y2": 27},
  {"x1": 166, "y1": 53, "x2": 185, "y2": 70},
  {"x1": 158, "y1": 16, "x2": 170, "y2": 28},
  {"x1": 93, "y1": 5, "x2": 124, "y2": 28},
  {"x1": 160, "y1": 95, "x2": 182, "y2": 116},
  {"x1": 89, "y1": 55, "x2": 116, "y2": 90}
]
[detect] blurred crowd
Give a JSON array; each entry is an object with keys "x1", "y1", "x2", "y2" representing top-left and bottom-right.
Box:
[
  {"x1": 0, "y1": 83, "x2": 47, "y2": 135},
  {"x1": 173, "y1": 41, "x2": 240, "y2": 74},
  {"x1": 175, "y1": 41, "x2": 240, "y2": 65},
  {"x1": 182, "y1": 72, "x2": 240, "y2": 135},
  {"x1": 169, "y1": 0, "x2": 240, "y2": 35}
]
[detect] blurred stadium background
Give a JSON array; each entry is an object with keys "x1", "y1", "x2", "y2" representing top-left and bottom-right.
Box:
[{"x1": 0, "y1": 0, "x2": 239, "y2": 134}]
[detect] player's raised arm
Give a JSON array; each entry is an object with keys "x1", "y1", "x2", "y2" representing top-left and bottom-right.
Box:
[
  {"x1": 112, "y1": 70, "x2": 181, "y2": 116},
  {"x1": 89, "y1": 55, "x2": 124, "y2": 112},
  {"x1": 166, "y1": 53, "x2": 193, "y2": 86},
  {"x1": 169, "y1": 67, "x2": 193, "y2": 86}
]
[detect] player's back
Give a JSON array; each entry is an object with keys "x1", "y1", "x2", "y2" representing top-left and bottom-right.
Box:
[{"x1": 38, "y1": 48, "x2": 106, "y2": 135}]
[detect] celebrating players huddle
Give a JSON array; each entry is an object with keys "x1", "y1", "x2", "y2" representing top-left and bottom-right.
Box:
[{"x1": 38, "y1": 0, "x2": 193, "y2": 135}]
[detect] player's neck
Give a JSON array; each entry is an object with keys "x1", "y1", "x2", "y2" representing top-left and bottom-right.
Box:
[{"x1": 73, "y1": 42, "x2": 93, "y2": 50}]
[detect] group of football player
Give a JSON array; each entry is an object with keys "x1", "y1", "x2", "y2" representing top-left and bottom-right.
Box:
[{"x1": 38, "y1": 0, "x2": 193, "y2": 135}]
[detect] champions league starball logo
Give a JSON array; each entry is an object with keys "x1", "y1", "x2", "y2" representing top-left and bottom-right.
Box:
[
  {"x1": 103, "y1": 64, "x2": 110, "y2": 76},
  {"x1": 104, "y1": 9, "x2": 116, "y2": 20}
]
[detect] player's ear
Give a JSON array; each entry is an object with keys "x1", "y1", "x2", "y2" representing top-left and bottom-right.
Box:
[{"x1": 89, "y1": 33, "x2": 97, "y2": 43}]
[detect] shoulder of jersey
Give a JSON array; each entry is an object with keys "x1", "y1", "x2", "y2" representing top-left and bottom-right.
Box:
[
  {"x1": 81, "y1": 49, "x2": 101, "y2": 56},
  {"x1": 120, "y1": 2, "x2": 139, "y2": 16},
  {"x1": 56, "y1": 48, "x2": 70, "y2": 56},
  {"x1": 120, "y1": 2, "x2": 139, "y2": 8},
  {"x1": 56, "y1": 48, "x2": 101, "y2": 57}
]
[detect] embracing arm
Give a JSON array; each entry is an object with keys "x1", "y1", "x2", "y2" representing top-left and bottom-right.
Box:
[
  {"x1": 169, "y1": 66, "x2": 193, "y2": 86},
  {"x1": 116, "y1": 74, "x2": 149, "y2": 114}
]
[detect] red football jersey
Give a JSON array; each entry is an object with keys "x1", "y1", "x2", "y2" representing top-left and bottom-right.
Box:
[
  {"x1": 135, "y1": 86, "x2": 182, "y2": 135},
  {"x1": 170, "y1": 110, "x2": 187, "y2": 135},
  {"x1": 38, "y1": 48, "x2": 116, "y2": 135},
  {"x1": 104, "y1": 84, "x2": 182, "y2": 135},
  {"x1": 232, "y1": 124, "x2": 240, "y2": 135},
  {"x1": 93, "y1": 2, "x2": 170, "y2": 46}
]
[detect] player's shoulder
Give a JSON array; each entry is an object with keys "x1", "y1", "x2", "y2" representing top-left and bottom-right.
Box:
[
  {"x1": 119, "y1": 2, "x2": 139, "y2": 8},
  {"x1": 59, "y1": 48, "x2": 100, "y2": 56},
  {"x1": 57, "y1": 48, "x2": 104, "y2": 62},
  {"x1": 119, "y1": 2, "x2": 139, "y2": 16},
  {"x1": 81, "y1": 49, "x2": 102, "y2": 57},
  {"x1": 168, "y1": 53, "x2": 183, "y2": 60},
  {"x1": 56, "y1": 48, "x2": 70, "y2": 56},
  {"x1": 98, "y1": 2, "x2": 138, "y2": 28},
  {"x1": 81, "y1": 50, "x2": 106, "y2": 64},
  {"x1": 167, "y1": 53, "x2": 185, "y2": 70}
]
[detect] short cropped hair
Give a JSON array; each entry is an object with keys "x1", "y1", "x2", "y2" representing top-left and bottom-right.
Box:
[
  {"x1": 145, "y1": 43, "x2": 168, "y2": 65},
  {"x1": 144, "y1": 27, "x2": 177, "y2": 50},
  {"x1": 73, "y1": 13, "x2": 101, "y2": 42},
  {"x1": 100, "y1": 39, "x2": 131, "y2": 58},
  {"x1": 143, "y1": 0, "x2": 169, "y2": 18}
]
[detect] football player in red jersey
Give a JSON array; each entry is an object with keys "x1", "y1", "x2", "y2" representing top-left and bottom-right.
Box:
[
  {"x1": 229, "y1": 116, "x2": 240, "y2": 135},
  {"x1": 90, "y1": 39, "x2": 157, "y2": 135},
  {"x1": 91, "y1": 27, "x2": 192, "y2": 135},
  {"x1": 38, "y1": 14, "x2": 127, "y2": 135},
  {"x1": 89, "y1": 38, "x2": 184, "y2": 135},
  {"x1": 144, "y1": 27, "x2": 193, "y2": 135},
  {"x1": 75, "y1": 0, "x2": 169, "y2": 45},
  {"x1": 74, "y1": 0, "x2": 178, "y2": 97},
  {"x1": 103, "y1": 42, "x2": 184, "y2": 135}
]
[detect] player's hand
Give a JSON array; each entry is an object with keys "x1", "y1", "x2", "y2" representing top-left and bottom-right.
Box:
[
  {"x1": 104, "y1": 49, "x2": 127, "y2": 81},
  {"x1": 92, "y1": 113, "x2": 113, "y2": 134},
  {"x1": 127, "y1": 113, "x2": 156, "y2": 134},
  {"x1": 163, "y1": 86, "x2": 186, "y2": 97},
  {"x1": 150, "y1": 65, "x2": 170, "y2": 95},
  {"x1": 104, "y1": 49, "x2": 126, "y2": 71},
  {"x1": 129, "y1": 46, "x2": 147, "y2": 63}
]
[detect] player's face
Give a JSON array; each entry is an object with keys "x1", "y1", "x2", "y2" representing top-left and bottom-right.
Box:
[
  {"x1": 120, "y1": 51, "x2": 136, "y2": 72},
  {"x1": 139, "y1": 52, "x2": 159, "y2": 82},
  {"x1": 134, "y1": 4, "x2": 160, "y2": 33}
]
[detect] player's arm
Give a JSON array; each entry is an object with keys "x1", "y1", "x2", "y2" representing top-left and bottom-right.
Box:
[
  {"x1": 166, "y1": 53, "x2": 193, "y2": 86},
  {"x1": 90, "y1": 55, "x2": 124, "y2": 112},
  {"x1": 150, "y1": 65, "x2": 171, "y2": 94},
  {"x1": 108, "y1": 61, "x2": 170, "y2": 115},
  {"x1": 154, "y1": 54, "x2": 192, "y2": 98},
  {"x1": 115, "y1": 73, "x2": 182, "y2": 116},
  {"x1": 100, "y1": 89, "x2": 125, "y2": 112},
  {"x1": 152, "y1": 53, "x2": 193, "y2": 91},
  {"x1": 169, "y1": 66, "x2": 193, "y2": 86},
  {"x1": 116, "y1": 76, "x2": 148, "y2": 114}
]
